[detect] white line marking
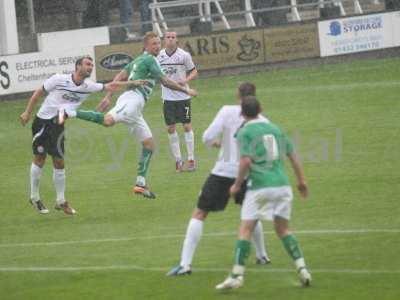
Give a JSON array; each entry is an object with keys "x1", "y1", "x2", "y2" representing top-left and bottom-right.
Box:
[
  {"x1": 0, "y1": 265, "x2": 399, "y2": 274},
  {"x1": 0, "y1": 229, "x2": 398, "y2": 248},
  {"x1": 263, "y1": 81, "x2": 400, "y2": 93}
]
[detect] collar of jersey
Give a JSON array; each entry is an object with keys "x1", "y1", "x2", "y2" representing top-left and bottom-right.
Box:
[{"x1": 244, "y1": 117, "x2": 269, "y2": 127}]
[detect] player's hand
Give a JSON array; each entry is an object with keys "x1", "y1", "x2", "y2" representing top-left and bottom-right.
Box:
[
  {"x1": 297, "y1": 181, "x2": 308, "y2": 198},
  {"x1": 104, "y1": 82, "x2": 120, "y2": 92},
  {"x1": 19, "y1": 111, "x2": 30, "y2": 126},
  {"x1": 186, "y1": 88, "x2": 197, "y2": 97},
  {"x1": 211, "y1": 140, "x2": 221, "y2": 148},
  {"x1": 229, "y1": 183, "x2": 241, "y2": 198}
]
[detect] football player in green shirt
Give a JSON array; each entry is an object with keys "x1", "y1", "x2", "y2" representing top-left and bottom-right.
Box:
[
  {"x1": 216, "y1": 96, "x2": 311, "y2": 290},
  {"x1": 59, "y1": 32, "x2": 197, "y2": 199}
]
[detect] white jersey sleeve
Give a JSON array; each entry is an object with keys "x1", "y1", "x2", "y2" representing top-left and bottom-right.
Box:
[
  {"x1": 84, "y1": 79, "x2": 104, "y2": 93},
  {"x1": 43, "y1": 74, "x2": 61, "y2": 93},
  {"x1": 202, "y1": 106, "x2": 226, "y2": 147}
]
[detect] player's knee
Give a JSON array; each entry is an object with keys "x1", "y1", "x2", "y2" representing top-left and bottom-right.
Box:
[
  {"x1": 274, "y1": 218, "x2": 290, "y2": 238},
  {"x1": 192, "y1": 208, "x2": 208, "y2": 220},
  {"x1": 52, "y1": 158, "x2": 65, "y2": 169},
  {"x1": 33, "y1": 155, "x2": 46, "y2": 167},
  {"x1": 183, "y1": 123, "x2": 192, "y2": 132},
  {"x1": 167, "y1": 125, "x2": 176, "y2": 134},
  {"x1": 239, "y1": 221, "x2": 256, "y2": 239},
  {"x1": 103, "y1": 114, "x2": 115, "y2": 127},
  {"x1": 142, "y1": 137, "x2": 154, "y2": 151}
]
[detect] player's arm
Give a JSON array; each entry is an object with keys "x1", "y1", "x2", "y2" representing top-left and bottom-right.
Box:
[
  {"x1": 287, "y1": 152, "x2": 308, "y2": 198},
  {"x1": 230, "y1": 156, "x2": 251, "y2": 197},
  {"x1": 160, "y1": 75, "x2": 197, "y2": 97},
  {"x1": 19, "y1": 87, "x2": 45, "y2": 126},
  {"x1": 179, "y1": 68, "x2": 198, "y2": 86},
  {"x1": 108, "y1": 79, "x2": 149, "y2": 88},
  {"x1": 202, "y1": 107, "x2": 225, "y2": 147},
  {"x1": 96, "y1": 69, "x2": 129, "y2": 112},
  {"x1": 179, "y1": 52, "x2": 198, "y2": 85}
]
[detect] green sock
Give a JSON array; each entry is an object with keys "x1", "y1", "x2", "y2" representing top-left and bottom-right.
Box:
[
  {"x1": 137, "y1": 148, "x2": 153, "y2": 178},
  {"x1": 76, "y1": 110, "x2": 104, "y2": 125},
  {"x1": 281, "y1": 234, "x2": 303, "y2": 261},
  {"x1": 234, "y1": 240, "x2": 251, "y2": 266}
]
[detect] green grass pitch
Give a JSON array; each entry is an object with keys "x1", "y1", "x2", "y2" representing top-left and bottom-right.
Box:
[{"x1": 0, "y1": 57, "x2": 400, "y2": 300}]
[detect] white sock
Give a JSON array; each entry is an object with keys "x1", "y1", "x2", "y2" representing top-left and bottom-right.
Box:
[
  {"x1": 65, "y1": 109, "x2": 77, "y2": 118},
  {"x1": 53, "y1": 168, "x2": 66, "y2": 205},
  {"x1": 180, "y1": 218, "x2": 203, "y2": 267},
  {"x1": 136, "y1": 175, "x2": 146, "y2": 187},
  {"x1": 253, "y1": 220, "x2": 269, "y2": 259},
  {"x1": 168, "y1": 132, "x2": 182, "y2": 162},
  {"x1": 184, "y1": 130, "x2": 195, "y2": 161},
  {"x1": 30, "y1": 163, "x2": 42, "y2": 201},
  {"x1": 295, "y1": 258, "x2": 306, "y2": 270}
]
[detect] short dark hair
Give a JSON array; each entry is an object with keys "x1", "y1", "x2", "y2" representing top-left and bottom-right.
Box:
[
  {"x1": 238, "y1": 82, "x2": 256, "y2": 98},
  {"x1": 75, "y1": 56, "x2": 93, "y2": 70},
  {"x1": 241, "y1": 96, "x2": 261, "y2": 118}
]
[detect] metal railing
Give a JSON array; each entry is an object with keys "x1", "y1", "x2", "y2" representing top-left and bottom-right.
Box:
[{"x1": 149, "y1": 0, "x2": 384, "y2": 35}]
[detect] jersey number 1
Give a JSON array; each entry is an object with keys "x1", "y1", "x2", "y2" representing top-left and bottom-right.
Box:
[{"x1": 263, "y1": 134, "x2": 279, "y2": 163}]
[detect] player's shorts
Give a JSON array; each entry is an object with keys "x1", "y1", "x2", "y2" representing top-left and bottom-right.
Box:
[
  {"x1": 31, "y1": 116, "x2": 64, "y2": 158},
  {"x1": 241, "y1": 186, "x2": 293, "y2": 221},
  {"x1": 197, "y1": 174, "x2": 247, "y2": 212},
  {"x1": 108, "y1": 90, "x2": 152, "y2": 142},
  {"x1": 163, "y1": 99, "x2": 191, "y2": 126}
]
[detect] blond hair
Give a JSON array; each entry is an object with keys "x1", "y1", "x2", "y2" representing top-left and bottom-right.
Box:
[{"x1": 143, "y1": 32, "x2": 159, "y2": 45}]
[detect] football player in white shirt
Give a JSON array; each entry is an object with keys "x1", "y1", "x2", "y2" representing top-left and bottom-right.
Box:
[
  {"x1": 167, "y1": 83, "x2": 270, "y2": 276},
  {"x1": 157, "y1": 32, "x2": 198, "y2": 172},
  {"x1": 19, "y1": 56, "x2": 127, "y2": 215}
]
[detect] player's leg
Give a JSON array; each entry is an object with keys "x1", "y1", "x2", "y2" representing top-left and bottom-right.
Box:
[
  {"x1": 235, "y1": 181, "x2": 271, "y2": 264},
  {"x1": 273, "y1": 187, "x2": 311, "y2": 286},
  {"x1": 131, "y1": 119, "x2": 156, "y2": 199},
  {"x1": 51, "y1": 157, "x2": 75, "y2": 215},
  {"x1": 167, "y1": 124, "x2": 183, "y2": 172},
  {"x1": 274, "y1": 217, "x2": 311, "y2": 286},
  {"x1": 30, "y1": 155, "x2": 48, "y2": 214},
  {"x1": 167, "y1": 208, "x2": 208, "y2": 276},
  {"x1": 59, "y1": 108, "x2": 109, "y2": 126},
  {"x1": 59, "y1": 91, "x2": 134, "y2": 127},
  {"x1": 30, "y1": 117, "x2": 49, "y2": 214},
  {"x1": 216, "y1": 219, "x2": 257, "y2": 290},
  {"x1": 216, "y1": 189, "x2": 262, "y2": 290},
  {"x1": 183, "y1": 123, "x2": 195, "y2": 171},
  {"x1": 253, "y1": 220, "x2": 271, "y2": 264},
  {"x1": 48, "y1": 121, "x2": 76, "y2": 215},
  {"x1": 164, "y1": 101, "x2": 183, "y2": 171},
  {"x1": 168, "y1": 175, "x2": 233, "y2": 276},
  {"x1": 181, "y1": 100, "x2": 195, "y2": 171}
]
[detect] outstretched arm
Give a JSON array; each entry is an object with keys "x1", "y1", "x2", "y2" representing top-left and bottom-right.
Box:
[
  {"x1": 160, "y1": 75, "x2": 197, "y2": 97},
  {"x1": 106, "y1": 79, "x2": 149, "y2": 89},
  {"x1": 287, "y1": 152, "x2": 308, "y2": 198},
  {"x1": 96, "y1": 70, "x2": 129, "y2": 111},
  {"x1": 19, "y1": 87, "x2": 45, "y2": 126}
]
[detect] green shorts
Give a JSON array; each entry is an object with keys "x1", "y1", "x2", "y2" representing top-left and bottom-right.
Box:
[{"x1": 163, "y1": 99, "x2": 191, "y2": 126}]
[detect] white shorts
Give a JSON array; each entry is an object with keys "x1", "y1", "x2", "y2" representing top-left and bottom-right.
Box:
[
  {"x1": 241, "y1": 186, "x2": 293, "y2": 221},
  {"x1": 108, "y1": 90, "x2": 152, "y2": 142}
]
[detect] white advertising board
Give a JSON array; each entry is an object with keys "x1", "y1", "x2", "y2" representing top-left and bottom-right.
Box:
[
  {"x1": 318, "y1": 12, "x2": 394, "y2": 57},
  {"x1": 0, "y1": 47, "x2": 94, "y2": 96},
  {"x1": 37, "y1": 27, "x2": 109, "y2": 52},
  {"x1": 392, "y1": 11, "x2": 400, "y2": 47}
]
